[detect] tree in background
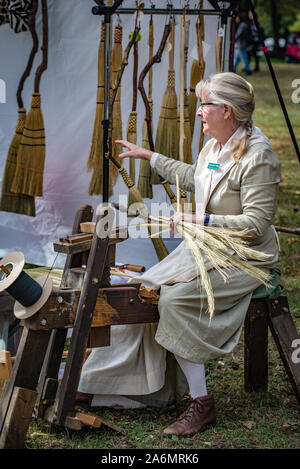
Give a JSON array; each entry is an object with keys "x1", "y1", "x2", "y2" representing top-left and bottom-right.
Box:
[{"x1": 240, "y1": 0, "x2": 299, "y2": 56}]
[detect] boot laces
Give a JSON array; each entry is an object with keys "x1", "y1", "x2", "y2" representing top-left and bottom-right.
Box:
[{"x1": 178, "y1": 399, "x2": 204, "y2": 424}]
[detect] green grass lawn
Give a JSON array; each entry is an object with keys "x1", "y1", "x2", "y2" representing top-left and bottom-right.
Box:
[{"x1": 25, "y1": 61, "x2": 300, "y2": 450}]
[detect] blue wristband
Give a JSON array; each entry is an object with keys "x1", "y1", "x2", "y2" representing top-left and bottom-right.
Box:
[{"x1": 204, "y1": 213, "x2": 210, "y2": 226}]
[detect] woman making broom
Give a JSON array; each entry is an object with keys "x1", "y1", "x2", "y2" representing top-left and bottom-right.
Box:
[
  {"x1": 77, "y1": 72, "x2": 280, "y2": 437},
  {"x1": 116, "y1": 72, "x2": 280, "y2": 436}
]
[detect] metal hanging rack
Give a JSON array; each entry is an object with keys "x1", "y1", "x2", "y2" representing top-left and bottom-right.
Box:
[{"x1": 91, "y1": 0, "x2": 237, "y2": 202}]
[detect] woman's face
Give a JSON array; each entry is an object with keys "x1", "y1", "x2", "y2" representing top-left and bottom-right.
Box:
[{"x1": 196, "y1": 89, "x2": 234, "y2": 142}]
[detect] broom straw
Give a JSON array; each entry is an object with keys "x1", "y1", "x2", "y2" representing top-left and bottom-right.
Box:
[
  {"x1": 0, "y1": 0, "x2": 38, "y2": 216},
  {"x1": 11, "y1": 0, "x2": 48, "y2": 198},
  {"x1": 138, "y1": 16, "x2": 154, "y2": 199},
  {"x1": 88, "y1": 21, "x2": 105, "y2": 196},
  {"x1": 151, "y1": 17, "x2": 179, "y2": 185}
]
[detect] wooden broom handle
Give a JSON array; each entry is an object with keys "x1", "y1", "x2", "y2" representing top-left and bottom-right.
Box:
[
  {"x1": 132, "y1": 41, "x2": 138, "y2": 112},
  {"x1": 148, "y1": 16, "x2": 153, "y2": 100},
  {"x1": 110, "y1": 24, "x2": 140, "y2": 111},
  {"x1": 34, "y1": 0, "x2": 48, "y2": 93},
  {"x1": 16, "y1": 0, "x2": 39, "y2": 108},
  {"x1": 138, "y1": 23, "x2": 171, "y2": 152},
  {"x1": 169, "y1": 17, "x2": 175, "y2": 70}
]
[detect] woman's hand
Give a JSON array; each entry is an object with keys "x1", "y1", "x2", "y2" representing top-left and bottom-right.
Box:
[
  {"x1": 169, "y1": 212, "x2": 205, "y2": 234},
  {"x1": 116, "y1": 140, "x2": 153, "y2": 161},
  {"x1": 169, "y1": 212, "x2": 185, "y2": 234}
]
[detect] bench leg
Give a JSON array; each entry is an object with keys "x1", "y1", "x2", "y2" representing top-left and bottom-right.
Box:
[
  {"x1": 244, "y1": 300, "x2": 269, "y2": 392},
  {"x1": 267, "y1": 296, "x2": 300, "y2": 405}
]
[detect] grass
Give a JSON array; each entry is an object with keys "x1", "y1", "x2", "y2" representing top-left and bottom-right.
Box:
[{"x1": 23, "y1": 61, "x2": 300, "y2": 450}]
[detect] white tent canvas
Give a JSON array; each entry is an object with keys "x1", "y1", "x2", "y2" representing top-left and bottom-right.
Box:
[{"x1": 0, "y1": 0, "x2": 230, "y2": 270}]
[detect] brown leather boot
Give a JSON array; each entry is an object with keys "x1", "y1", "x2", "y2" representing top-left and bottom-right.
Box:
[{"x1": 163, "y1": 394, "x2": 216, "y2": 437}]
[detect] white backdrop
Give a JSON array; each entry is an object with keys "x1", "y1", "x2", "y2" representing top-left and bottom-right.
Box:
[{"x1": 0, "y1": 0, "x2": 230, "y2": 269}]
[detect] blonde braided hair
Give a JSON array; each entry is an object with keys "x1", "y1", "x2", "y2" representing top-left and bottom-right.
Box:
[{"x1": 196, "y1": 72, "x2": 255, "y2": 162}]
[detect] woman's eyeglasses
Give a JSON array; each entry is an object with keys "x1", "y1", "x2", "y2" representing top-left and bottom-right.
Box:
[{"x1": 198, "y1": 102, "x2": 219, "y2": 109}]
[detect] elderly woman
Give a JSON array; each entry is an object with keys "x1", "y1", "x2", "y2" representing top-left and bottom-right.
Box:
[
  {"x1": 114, "y1": 72, "x2": 281, "y2": 437},
  {"x1": 77, "y1": 72, "x2": 280, "y2": 437}
]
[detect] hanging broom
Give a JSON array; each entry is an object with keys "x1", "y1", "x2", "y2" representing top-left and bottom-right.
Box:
[
  {"x1": 0, "y1": 0, "x2": 38, "y2": 216},
  {"x1": 151, "y1": 17, "x2": 179, "y2": 185},
  {"x1": 179, "y1": 13, "x2": 193, "y2": 165},
  {"x1": 189, "y1": 8, "x2": 205, "y2": 139},
  {"x1": 88, "y1": 20, "x2": 105, "y2": 195},
  {"x1": 11, "y1": 0, "x2": 48, "y2": 198},
  {"x1": 178, "y1": 12, "x2": 194, "y2": 212},
  {"x1": 110, "y1": 23, "x2": 124, "y2": 195},
  {"x1": 127, "y1": 36, "x2": 139, "y2": 213},
  {"x1": 137, "y1": 15, "x2": 153, "y2": 199}
]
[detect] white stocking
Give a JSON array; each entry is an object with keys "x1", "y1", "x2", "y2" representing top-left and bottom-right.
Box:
[{"x1": 174, "y1": 354, "x2": 208, "y2": 398}]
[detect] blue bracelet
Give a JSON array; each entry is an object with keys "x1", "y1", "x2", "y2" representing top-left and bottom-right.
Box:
[{"x1": 204, "y1": 213, "x2": 210, "y2": 226}]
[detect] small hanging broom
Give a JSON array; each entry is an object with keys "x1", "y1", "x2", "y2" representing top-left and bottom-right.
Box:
[
  {"x1": 178, "y1": 12, "x2": 193, "y2": 211},
  {"x1": 137, "y1": 16, "x2": 154, "y2": 199},
  {"x1": 151, "y1": 17, "x2": 179, "y2": 185},
  {"x1": 110, "y1": 23, "x2": 124, "y2": 195},
  {"x1": 189, "y1": 10, "x2": 205, "y2": 139},
  {"x1": 127, "y1": 36, "x2": 139, "y2": 213},
  {"x1": 88, "y1": 20, "x2": 105, "y2": 195},
  {"x1": 11, "y1": 0, "x2": 48, "y2": 198},
  {"x1": 0, "y1": 0, "x2": 39, "y2": 216}
]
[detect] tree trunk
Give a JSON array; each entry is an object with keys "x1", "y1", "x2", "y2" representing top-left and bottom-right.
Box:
[{"x1": 269, "y1": 0, "x2": 280, "y2": 55}]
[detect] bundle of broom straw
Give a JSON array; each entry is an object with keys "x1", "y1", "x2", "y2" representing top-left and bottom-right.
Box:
[
  {"x1": 140, "y1": 175, "x2": 272, "y2": 321},
  {"x1": 88, "y1": 20, "x2": 105, "y2": 195},
  {"x1": 11, "y1": 0, "x2": 48, "y2": 198},
  {"x1": 151, "y1": 17, "x2": 179, "y2": 185},
  {"x1": 137, "y1": 16, "x2": 154, "y2": 199},
  {"x1": 0, "y1": 0, "x2": 38, "y2": 216}
]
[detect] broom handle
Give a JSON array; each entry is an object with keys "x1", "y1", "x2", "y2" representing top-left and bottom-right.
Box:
[
  {"x1": 138, "y1": 23, "x2": 171, "y2": 153},
  {"x1": 132, "y1": 41, "x2": 138, "y2": 112},
  {"x1": 169, "y1": 17, "x2": 175, "y2": 70},
  {"x1": 16, "y1": 0, "x2": 39, "y2": 108},
  {"x1": 148, "y1": 16, "x2": 153, "y2": 101},
  {"x1": 34, "y1": 0, "x2": 48, "y2": 93},
  {"x1": 110, "y1": 24, "x2": 140, "y2": 111}
]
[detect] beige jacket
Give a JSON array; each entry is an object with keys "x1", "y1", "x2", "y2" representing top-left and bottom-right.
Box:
[{"x1": 153, "y1": 141, "x2": 281, "y2": 257}]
